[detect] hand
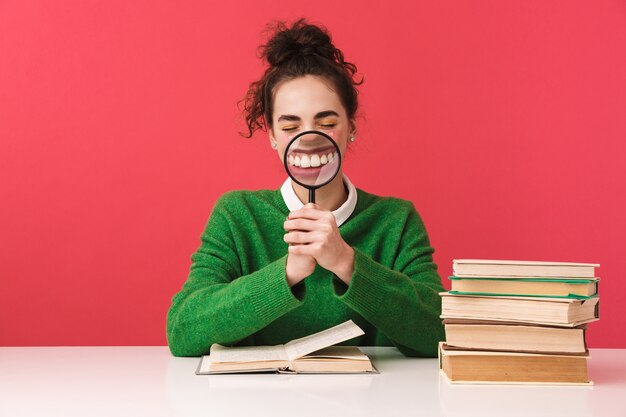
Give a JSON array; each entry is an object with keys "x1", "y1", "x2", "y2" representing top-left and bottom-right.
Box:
[
  {"x1": 284, "y1": 245, "x2": 316, "y2": 287},
  {"x1": 284, "y1": 210, "x2": 317, "y2": 287},
  {"x1": 283, "y1": 203, "x2": 355, "y2": 284}
]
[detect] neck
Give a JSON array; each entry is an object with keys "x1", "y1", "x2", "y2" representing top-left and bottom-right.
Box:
[{"x1": 292, "y1": 172, "x2": 348, "y2": 212}]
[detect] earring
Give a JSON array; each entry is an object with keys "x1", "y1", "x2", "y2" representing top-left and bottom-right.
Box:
[
  {"x1": 349, "y1": 135, "x2": 356, "y2": 142},
  {"x1": 271, "y1": 142, "x2": 277, "y2": 148}
]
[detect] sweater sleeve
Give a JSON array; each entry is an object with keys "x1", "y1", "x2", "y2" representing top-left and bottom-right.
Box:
[
  {"x1": 332, "y1": 201, "x2": 445, "y2": 357},
  {"x1": 166, "y1": 194, "x2": 303, "y2": 357}
]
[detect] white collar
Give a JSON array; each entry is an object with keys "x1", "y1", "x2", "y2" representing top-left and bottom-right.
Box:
[{"x1": 280, "y1": 173, "x2": 358, "y2": 227}]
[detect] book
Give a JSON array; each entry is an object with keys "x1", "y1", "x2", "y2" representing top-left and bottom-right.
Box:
[
  {"x1": 438, "y1": 342, "x2": 592, "y2": 385},
  {"x1": 196, "y1": 320, "x2": 377, "y2": 375},
  {"x1": 452, "y1": 259, "x2": 599, "y2": 278},
  {"x1": 443, "y1": 320, "x2": 587, "y2": 354},
  {"x1": 439, "y1": 292, "x2": 599, "y2": 326},
  {"x1": 440, "y1": 258, "x2": 599, "y2": 386},
  {"x1": 448, "y1": 276, "x2": 598, "y2": 298}
]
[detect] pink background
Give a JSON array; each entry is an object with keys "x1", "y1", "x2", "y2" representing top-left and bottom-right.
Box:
[{"x1": 1, "y1": 1, "x2": 625, "y2": 348}]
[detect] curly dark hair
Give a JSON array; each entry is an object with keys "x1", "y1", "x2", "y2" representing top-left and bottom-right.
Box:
[{"x1": 239, "y1": 18, "x2": 364, "y2": 138}]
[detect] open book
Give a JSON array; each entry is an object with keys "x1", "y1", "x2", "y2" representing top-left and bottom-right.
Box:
[{"x1": 196, "y1": 320, "x2": 377, "y2": 374}]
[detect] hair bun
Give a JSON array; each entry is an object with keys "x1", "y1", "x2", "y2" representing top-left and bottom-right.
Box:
[
  {"x1": 240, "y1": 18, "x2": 363, "y2": 138},
  {"x1": 261, "y1": 18, "x2": 337, "y2": 67}
]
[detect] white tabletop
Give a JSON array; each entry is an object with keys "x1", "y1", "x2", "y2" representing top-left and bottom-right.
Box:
[{"x1": 1, "y1": 346, "x2": 624, "y2": 417}]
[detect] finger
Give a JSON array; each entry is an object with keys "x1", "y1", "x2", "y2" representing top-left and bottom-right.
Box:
[
  {"x1": 288, "y1": 243, "x2": 315, "y2": 256},
  {"x1": 284, "y1": 218, "x2": 319, "y2": 231},
  {"x1": 284, "y1": 231, "x2": 317, "y2": 245}
]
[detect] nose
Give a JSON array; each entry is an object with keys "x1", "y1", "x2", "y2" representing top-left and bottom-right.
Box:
[
  {"x1": 297, "y1": 131, "x2": 329, "y2": 147},
  {"x1": 300, "y1": 132, "x2": 321, "y2": 140}
]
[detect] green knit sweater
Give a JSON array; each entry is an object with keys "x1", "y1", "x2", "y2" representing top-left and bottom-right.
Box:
[{"x1": 166, "y1": 186, "x2": 445, "y2": 357}]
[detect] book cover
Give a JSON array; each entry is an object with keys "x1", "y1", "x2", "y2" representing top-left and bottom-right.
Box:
[{"x1": 448, "y1": 276, "x2": 598, "y2": 299}]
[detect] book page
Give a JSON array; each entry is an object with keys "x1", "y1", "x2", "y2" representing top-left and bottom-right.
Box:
[
  {"x1": 297, "y1": 346, "x2": 370, "y2": 361},
  {"x1": 209, "y1": 344, "x2": 288, "y2": 363},
  {"x1": 284, "y1": 320, "x2": 365, "y2": 361}
]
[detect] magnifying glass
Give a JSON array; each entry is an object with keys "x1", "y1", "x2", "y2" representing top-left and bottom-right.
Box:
[{"x1": 283, "y1": 130, "x2": 342, "y2": 204}]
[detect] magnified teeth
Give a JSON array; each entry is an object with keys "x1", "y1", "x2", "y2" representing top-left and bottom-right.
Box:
[{"x1": 288, "y1": 152, "x2": 337, "y2": 167}]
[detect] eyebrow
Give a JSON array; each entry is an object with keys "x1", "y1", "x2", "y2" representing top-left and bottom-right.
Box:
[{"x1": 277, "y1": 110, "x2": 339, "y2": 122}]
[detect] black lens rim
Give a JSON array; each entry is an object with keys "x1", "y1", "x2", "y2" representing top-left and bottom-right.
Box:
[{"x1": 282, "y1": 130, "x2": 342, "y2": 190}]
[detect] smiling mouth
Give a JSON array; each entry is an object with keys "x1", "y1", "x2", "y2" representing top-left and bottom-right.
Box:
[{"x1": 287, "y1": 149, "x2": 338, "y2": 168}]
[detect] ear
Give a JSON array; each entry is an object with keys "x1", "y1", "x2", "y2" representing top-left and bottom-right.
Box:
[
  {"x1": 268, "y1": 126, "x2": 275, "y2": 143},
  {"x1": 349, "y1": 119, "x2": 357, "y2": 136}
]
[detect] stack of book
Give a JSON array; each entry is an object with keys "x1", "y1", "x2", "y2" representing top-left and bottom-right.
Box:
[{"x1": 439, "y1": 259, "x2": 600, "y2": 385}]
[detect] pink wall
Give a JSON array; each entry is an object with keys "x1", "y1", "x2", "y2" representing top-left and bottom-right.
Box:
[{"x1": 1, "y1": 1, "x2": 625, "y2": 347}]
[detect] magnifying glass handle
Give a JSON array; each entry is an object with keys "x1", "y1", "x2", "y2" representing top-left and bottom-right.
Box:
[{"x1": 309, "y1": 188, "x2": 315, "y2": 204}]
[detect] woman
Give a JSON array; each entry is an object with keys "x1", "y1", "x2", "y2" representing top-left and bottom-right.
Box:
[{"x1": 166, "y1": 18, "x2": 445, "y2": 357}]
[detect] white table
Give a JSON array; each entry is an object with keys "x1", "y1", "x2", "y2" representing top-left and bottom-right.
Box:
[{"x1": 1, "y1": 347, "x2": 624, "y2": 417}]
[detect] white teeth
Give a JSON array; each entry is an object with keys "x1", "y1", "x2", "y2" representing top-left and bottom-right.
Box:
[{"x1": 289, "y1": 152, "x2": 336, "y2": 167}]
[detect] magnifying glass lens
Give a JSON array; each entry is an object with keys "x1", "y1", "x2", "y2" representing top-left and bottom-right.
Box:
[{"x1": 285, "y1": 132, "x2": 340, "y2": 187}]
